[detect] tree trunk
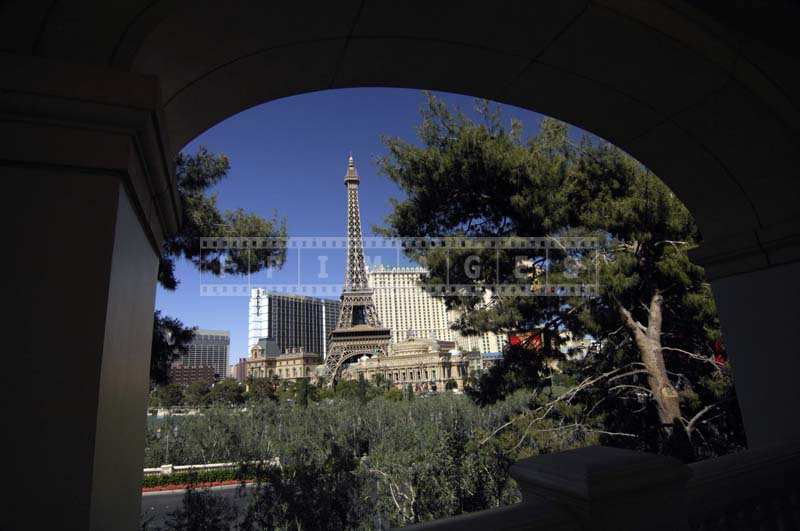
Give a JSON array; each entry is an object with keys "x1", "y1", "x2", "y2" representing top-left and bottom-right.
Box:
[{"x1": 618, "y1": 292, "x2": 682, "y2": 429}]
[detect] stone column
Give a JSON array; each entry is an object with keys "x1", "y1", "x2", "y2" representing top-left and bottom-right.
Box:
[
  {"x1": 693, "y1": 223, "x2": 800, "y2": 448},
  {"x1": 510, "y1": 445, "x2": 693, "y2": 530},
  {"x1": 2, "y1": 55, "x2": 179, "y2": 530}
]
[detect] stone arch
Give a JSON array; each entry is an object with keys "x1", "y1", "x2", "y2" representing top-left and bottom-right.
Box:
[
  {"x1": 4, "y1": 2, "x2": 800, "y2": 529},
  {"x1": 120, "y1": 1, "x2": 798, "y2": 266}
]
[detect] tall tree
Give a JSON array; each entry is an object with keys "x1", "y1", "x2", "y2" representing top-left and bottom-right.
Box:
[{"x1": 378, "y1": 93, "x2": 744, "y2": 460}]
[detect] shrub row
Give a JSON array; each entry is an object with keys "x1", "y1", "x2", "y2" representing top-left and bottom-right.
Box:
[{"x1": 142, "y1": 467, "x2": 258, "y2": 488}]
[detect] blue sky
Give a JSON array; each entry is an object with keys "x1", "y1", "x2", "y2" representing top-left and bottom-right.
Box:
[{"x1": 156, "y1": 88, "x2": 585, "y2": 363}]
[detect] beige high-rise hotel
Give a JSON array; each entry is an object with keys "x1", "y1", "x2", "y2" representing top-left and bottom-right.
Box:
[{"x1": 367, "y1": 265, "x2": 507, "y2": 354}]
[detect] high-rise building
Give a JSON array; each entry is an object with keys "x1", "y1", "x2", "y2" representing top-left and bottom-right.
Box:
[
  {"x1": 367, "y1": 265, "x2": 451, "y2": 343},
  {"x1": 248, "y1": 290, "x2": 340, "y2": 359},
  {"x1": 181, "y1": 329, "x2": 229, "y2": 380},
  {"x1": 449, "y1": 321, "x2": 508, "y2": 355},
  {"x1": 367, "y1": 264, "x2": 508, "y2": 354}
]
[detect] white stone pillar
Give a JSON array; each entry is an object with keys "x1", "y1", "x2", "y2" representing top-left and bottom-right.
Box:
[
  {"x1": 2, "y1": 55, "x2": 179, "y2": 530},
  {"x1": 692, "y1": 223, "x2": 800, "y2": 448}
]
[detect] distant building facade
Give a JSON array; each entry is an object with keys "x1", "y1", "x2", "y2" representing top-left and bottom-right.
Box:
[
  {"x1": 367, "y1": 265, "x2": 507, "y2": 354},
  {"x1": 367, "y1": 266, "x2": 451, "y2": 343},
  {"x1": 248, "y1": 290, "x2": 340, "y2": 358},
  {"x1": 450, "y1": 321, "x2": 508, "y2": 356},
  {"x1": 256, "y1": 337, "x2": 282, "y2": 357},
  {"x1": 180, "y1": 329, "x2": 229, "y2": 380},
  {"x1": 243, "y1": 337, "x2": 479, "y2": 394},
  {"x1": 243, "y1": 334, "x2": 481, "y2": 393},
  {"x1": 245, "y1": 343, "x2": 323, "y2": 383},
  {"x1": 341, "y1": 339, "x2": 475, "y2": 392},
  {"x1": 170, "y1": 364, "x2": 215, "y2": 386},
  {"x1": 229, "y1": 357, "x2": 248, "y2": 382}
]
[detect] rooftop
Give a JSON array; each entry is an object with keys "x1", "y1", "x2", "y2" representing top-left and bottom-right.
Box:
[
  {"x1": 368, "y1": 264, "x2": 429, "y2": 274},
  {"x1": 195, "y1": 329, "x2": 230, "y2": 336}
]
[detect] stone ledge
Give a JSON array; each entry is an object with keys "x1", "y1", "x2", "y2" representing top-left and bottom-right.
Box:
[{"x1": 510, "y1": 445, "x2": 692, "y2": 531}]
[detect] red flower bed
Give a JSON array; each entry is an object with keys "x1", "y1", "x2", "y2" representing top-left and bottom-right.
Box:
[{"x1": 142, "y1": 479, "x2": 255, "y2": 493}]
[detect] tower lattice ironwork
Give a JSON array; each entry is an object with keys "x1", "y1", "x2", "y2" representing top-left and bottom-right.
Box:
[{"x1": 325, "y1": 155, "x2": 391, "y2": 384}]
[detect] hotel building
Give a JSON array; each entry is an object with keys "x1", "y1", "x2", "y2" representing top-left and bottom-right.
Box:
[
  {"x1": 248, "y1": 290, "x2": 340, "y2": 358},
  {"x1": 180, "y1": 329, "x2": 230, "y2": 380},
  {"x1": 367, "y1": 265, "x2": 507, "y2": 354},
  {"x1": 367, "y1": 265, "x2": 451, "y2": 343}
]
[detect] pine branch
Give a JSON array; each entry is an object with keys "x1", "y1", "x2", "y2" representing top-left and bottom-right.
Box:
[
  {"x1": 661, "y1": 346, "x2": 722, "y2": 372},
  {"x1": 686, "y1": 399, "x2": 731, "y2": 434},
  {"x1": 478, "y1": 362, "x2": 645, "y2": 446},
  {"x1": 615, "y1": 297, "x2": 647, "y2": 335},
  {"x1": 608, "y1": 384, "x2": 654, "y2": 395},
  {"x1": 531, "y1": 423, "x2": 638, "y2": 438}
]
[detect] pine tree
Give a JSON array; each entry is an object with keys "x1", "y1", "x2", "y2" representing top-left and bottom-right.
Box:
[{"x1": 378, "y1": 93, "x2": 744, "y2": 460}]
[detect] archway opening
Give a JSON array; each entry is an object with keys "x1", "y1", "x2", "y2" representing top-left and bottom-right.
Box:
[
  {"x1": 6, "y1": 2, "x2": 799, "y2": 529},
  {"x1": 145, "y1": 89, "x2": 752, "y2": 528}
]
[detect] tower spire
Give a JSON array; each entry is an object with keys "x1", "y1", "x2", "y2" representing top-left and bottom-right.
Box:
[
  {"x1": 343, "y1": 154, "x2": 366, "y2": 291},
  {"x1": 325, "y1": 153, "x2": 391, "y2": 385},
  {"x1": 345, "y1": 152, "x2": 359, "y2": 184}
]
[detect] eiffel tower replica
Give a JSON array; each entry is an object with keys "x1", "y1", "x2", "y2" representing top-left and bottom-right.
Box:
[{"x1": 324, "y1": 155, "x2": 391, "y2": 384}]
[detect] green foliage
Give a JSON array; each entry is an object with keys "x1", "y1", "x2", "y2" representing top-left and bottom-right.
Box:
[
  {"x1": 245, "y1": 377, "x2": 278, "y2": 403},
  {"x1": 150, "y1": 312, "x2": 196, "y2": 387},
  {"x1": 242, "y1": 444, "x2": 368, "y2": 530},
  {"x1": 384, "y1": 388, "x2": 403, "y2": 402},
  {"x1": 331, "y1": 379, "x2": 357, "y2": 400},
  {"x1": 275, "y1": 380, "x2": 296, "y2": 403},
  {"x1": 466, "y1": 343, "x2": 550, "y2": 407},
  {"x1": 404, "y1": 384, "x2": 415, "y2": 402},
  {"x1": 184, "y1": 381, "x2": 211, "y2": 407},
  {"x1": 143, "y1": 391, "x2": 578, "y2": 529},
  {"x1": 156, "y1": 384, "x2": 184, "y2": 408},
  {"x1": 148, "y1": 390, "x2": 160, "y2": 410},
  {"x1": 356, "y1": 374, "x2": 368, "y2": 404},
  {"x1": 159, "y1": 147, "x2": 287, "y2": 291},
  {"x1": 142, "y1": 468, "x2": 246, "y2": 489},
  {"x1": 209, "y1": 378, "x2": 245, "y2": 406},
  {"x1": 372, "y1": 373, "x2": 392, "y2": 391},
  {"x1": 378, "y1": 93, "x2": 745, "y2": 460},
  {"x1": 295, "y1": 378, "x2": 311, "y2": 408}
]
